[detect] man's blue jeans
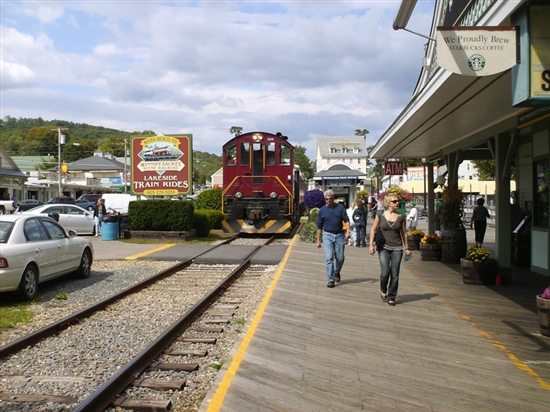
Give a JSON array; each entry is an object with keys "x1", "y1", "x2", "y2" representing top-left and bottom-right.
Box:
[
  {"x1": 378, "y1": 248, "x2": 403, "y2": 301},
  {"x1": 322, "y1": 231, "x2": 345, "y2": 282}
]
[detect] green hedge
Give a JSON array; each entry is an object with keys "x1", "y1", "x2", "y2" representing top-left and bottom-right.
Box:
[
  {"x1": 129, "y1": 200, "x2": 194, "y2": 231},
  {"x1": 194, "y1": 210, "x2": 211, "y2": 237},
  {"x1": 195, "y1": 188, "x2": 223, "y2": 210},
  {"x1": 197, "y1": 209, "x2": 225, "y2": 229},
  {"x1": 299, "y1": 222, "x2": 318, "y2": 243}
]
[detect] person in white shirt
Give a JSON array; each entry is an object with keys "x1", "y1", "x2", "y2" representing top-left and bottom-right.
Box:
[
  {"x1": 407, "y1": 202, "x2": 418, "y2": 233},
  {"x1": 346, "y1": 202, "x2": 357, "y2": 246}
]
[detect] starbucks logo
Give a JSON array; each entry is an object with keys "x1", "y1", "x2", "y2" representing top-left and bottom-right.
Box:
[{"x1": 468, "y1": 54, "x2": 486, "y2": 72}]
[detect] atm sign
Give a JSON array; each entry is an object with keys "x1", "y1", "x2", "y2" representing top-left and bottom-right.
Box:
[{"x1": 384, "y1": 161, "x2": 404, "y2": 176}]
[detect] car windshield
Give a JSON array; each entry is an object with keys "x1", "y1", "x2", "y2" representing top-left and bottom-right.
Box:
[{"x1": 0, "y1": 222, "x2": 14, "y2": 243}]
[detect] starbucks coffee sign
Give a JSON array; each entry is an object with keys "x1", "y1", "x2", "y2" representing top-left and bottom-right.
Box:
[{"x1": 436, "y1": 27, "x2": 518, "y2": 76}]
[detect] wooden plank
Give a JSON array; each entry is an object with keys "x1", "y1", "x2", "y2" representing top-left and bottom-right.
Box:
[
  {"x1": 203, "y1": 318, "x2": 230, "y2": 324},
  {"x1": 179, "y1": 337, "x2": 217, "y2": 344},
  {"x1": 149, "y1": 362, "x2": 199, "y2": 372},
  {"x1": 0, "y1": 393, "x2": 77, "y2": 404},
  {"x1": 165, "y1": 348, "x2": 208, "y2": 357},
  {"x1": 113, "y1": 396, "x2": 171, "y2": 411},
  {"x1": 191, "y1": 326, "x2": 224, "y2": 332}
]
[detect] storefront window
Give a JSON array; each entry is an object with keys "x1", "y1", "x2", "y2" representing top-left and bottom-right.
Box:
[{"x1": 534, "y1": 160, "x2": 549, "y2": 226}]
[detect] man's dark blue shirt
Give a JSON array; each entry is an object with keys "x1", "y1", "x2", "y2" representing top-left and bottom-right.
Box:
[{"x1": 317, "y1": 202, "x2": 349, "y2": 233}]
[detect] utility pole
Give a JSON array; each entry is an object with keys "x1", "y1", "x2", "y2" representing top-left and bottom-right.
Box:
[
  {"x1": 52, "y1": 127, "x2": 69, "y2": 196},
  {"x1": 123, "y1": 137, "x2": 128, "y2": 194}
]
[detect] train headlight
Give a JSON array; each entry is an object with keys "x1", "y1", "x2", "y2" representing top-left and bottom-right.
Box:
[
  {"x1": 252, "y1": 133, "x2": 263, "y2": 142},
  {"x1": 270, "y1": 192, "x2": 277, "y2": 199},
  {"x1": 235, "y1": 192, "x2": 243, "y2": 199}
]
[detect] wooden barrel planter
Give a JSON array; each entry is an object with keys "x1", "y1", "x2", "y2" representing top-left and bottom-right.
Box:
[
  {"x1": 420, "y1": 243, "x2": 442, "y2": 261},
  {"x1": 408, "y1": 235, "x2": 422, "y2": 251},
  {"x1": 536, "y1": 295, "x2": 550, "y2": 337},
  {"x1": 441, "y1": 228, "x2": 467, "y2": 264},
  {"x1": 460, "y1": 258, "x2": 497, "y2": 285}
]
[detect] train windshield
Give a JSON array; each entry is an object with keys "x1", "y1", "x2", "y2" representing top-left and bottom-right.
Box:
[
  {"x1": 280, "y1": 143, "x2": 291, "y2": 165},
  {"x1": 225, "y1": 144, "x2": 236, "y2": 166},
  {"x1": 240, "y1": 143, "x2": 250, "y2": 166},
  {"x1": 266, "y1": 142, "x2": 276, "y2": 166},
  {"x1": 252, "y1": 143, "x2": 263, "y2": 182}
]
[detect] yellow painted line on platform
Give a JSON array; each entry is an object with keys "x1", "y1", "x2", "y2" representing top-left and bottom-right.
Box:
[
  {"x1": 414, "y1": 273, "x2": 550, "y2": 392},
  {"x1": 124, "y1": 243, "x2": 176, "y2": 260},
  {"x1": 206, "y1": 233, "x2": 298, "y2": 412}
]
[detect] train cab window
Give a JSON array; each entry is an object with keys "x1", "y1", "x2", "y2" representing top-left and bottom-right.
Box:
[
  {"x1": 240, "y1": 143, "x2": 250, "y2": 166},
  {"x1": 225, "y1": 144, "x2": 237, "y2": 166},
  {"x1": 280, "y1": 143, "x2": 291, "y2": 165},
  {"x1": 266, "y1": 142, "x2": 276, "y2": 166}
]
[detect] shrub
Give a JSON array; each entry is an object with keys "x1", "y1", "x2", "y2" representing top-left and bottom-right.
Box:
[
  {"x1": 303, "y1": 189, "x2": 324, "y2": 209},
  {"x1": 199, "y1": 209, "x2": 225, "y2": 229},
  {"x1": 194, "y1": 210, "x2": 212, "y2": 237},
  {"x1": 299, "y1": 222, "x2": 318, "y2": 243},
  {"x1": 129, "y1": 200, "x2": 194, "y2": 231},
  {"x1": 309, "y1": 207, "x2": 319, "y2": 223},
  {"x1": 195, "y1": 188, "x2": 223, "y2": 210}
]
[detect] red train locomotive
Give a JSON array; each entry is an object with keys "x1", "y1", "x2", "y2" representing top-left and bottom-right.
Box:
[{"x1": 221, "y1": 131, "x2": 306, "y2": 234}]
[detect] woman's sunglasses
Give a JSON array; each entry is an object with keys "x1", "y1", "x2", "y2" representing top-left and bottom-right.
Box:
[{"x1": 389, "y1": 200, "x2": 398, "y2": 203}]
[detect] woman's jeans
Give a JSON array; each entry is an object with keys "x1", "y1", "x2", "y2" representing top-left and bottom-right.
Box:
[
  {"x1": 355, "y1": 224, "x2": 366, "y2": 247},
  {"x1": 378, "y1": 248, "x2": 403, "y2": 301},
  {"x1": 95, "y1": 214, "x2": 103, "y2": 235},
  {"x1": 322, "y1": 231, "x2": 345, "y2": 282}
]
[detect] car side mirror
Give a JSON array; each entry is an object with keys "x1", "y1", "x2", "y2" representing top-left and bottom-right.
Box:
[{"x1": 67, "y1": 229, "x2": 78, "y2": 237}]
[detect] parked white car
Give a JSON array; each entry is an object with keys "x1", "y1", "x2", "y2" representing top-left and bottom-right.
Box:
[
  {"x1": 0, "y1": 214, "x2": 94, "y2": 299},
  {"x1": 19, "y1": 204, "x2": 95, "y2": 235}
]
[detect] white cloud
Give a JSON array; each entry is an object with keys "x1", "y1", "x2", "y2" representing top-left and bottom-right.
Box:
[{"x1": 1, "y1": 1, "x2": 435, "y2": 158}]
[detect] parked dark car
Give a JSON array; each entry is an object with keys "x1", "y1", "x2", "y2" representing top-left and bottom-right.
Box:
[
  {"x1": 45, "y1": 197, "x2": 76, "y2": 205},
  {"x1": 15, "y1": 199, "x2": 44, "y2": 212},
  {"x1": 76, "y1": 194, "x2": 102, "y2": 211}
]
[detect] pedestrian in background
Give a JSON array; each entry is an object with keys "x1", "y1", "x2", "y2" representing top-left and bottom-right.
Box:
[
  {"x1": 470, "y1": 197, "x2": 490, "y2": 248},
  {"x1": 352, "y1": 199, "x2": 368, "y2": 247},
  {"x1": 369, "y1": 193, "x2": 411, "y2": 306},
  {"x1": 407, "y1": 202, "x2": 418, "y2": 233},
  {"x1": 316, "y1": 189, "x2": 351, "y2": 288},
  {"x1": 435, "y1": 192, "x2": 443, "y2": 235},
  {"x1": 93, "y1": 198, "x2": 106, "y2": 237},
  {"x1": 369, "y1": 194, "x2": 378, "y2": 220},
  {"x1": 346, "y1": 202, "x2": 357, "y2": 246}
]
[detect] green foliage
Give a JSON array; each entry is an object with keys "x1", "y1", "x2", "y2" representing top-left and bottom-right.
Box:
[
  {"x1": 230, "y1": 126, "x2": 242, "y2": 137},
  {"x1": 442, "y1": 187, "x2": 465, "y2": 229},
  {"x1": 299, "y1": 222, "x2": 318, "y2": 243},
  {"x1": 0, "y1": 303, "x2": 34, "y2": 332},
  {"x1": 129, "y1": 200, "x2": 194, "y2": 231},
  {"x1": 197, "y1": 208, "x2": 225, "y2": 229},
  {"x1": 195, "y1": 188, "x2": 223, "y2": 210},
  {"x1": 194, "y1": 210, "x2": 212, "y2": 237},
  {"x1": 308, "y1": 207, "x2": 319, "y2": 223},
  {"x1": 357, "y1": 189, "x2": 369, "y2": 199},
  {"x1": 471, "y1": 160, "x2": 495, "y2": 180},
  {"x1": 354, "y1": 129, "x2": 369, "y2": 137},
  {"x1": 192, "y1": 150, "x2": 222, "y2": 185},
  {"x1": 294, "y1": 145, "x2": 314, "y2": 179}
]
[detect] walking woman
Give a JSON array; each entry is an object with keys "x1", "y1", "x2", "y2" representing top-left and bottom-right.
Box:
[
  {"x1": 93, "y1": 198, "x2": 106, "y2": 237},
  {"x1": 369, "y1": 193, "x2": 411, "y2": 306},
  {"x1": 470, "y1": 197, "x2": 490, "y2": 248}
]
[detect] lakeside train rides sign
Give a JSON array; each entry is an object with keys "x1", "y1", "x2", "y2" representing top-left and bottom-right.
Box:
[{"x1": 131, "y1": 134, "x2": 192, "y2": 196}]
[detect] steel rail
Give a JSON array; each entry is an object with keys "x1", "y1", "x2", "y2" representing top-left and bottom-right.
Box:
[
  {"x1": 74, "y1": 260, "x2": 251, "y2": 411},
  {"x1": 0, "y1": 237, "x2": 236, "y2": 360}
]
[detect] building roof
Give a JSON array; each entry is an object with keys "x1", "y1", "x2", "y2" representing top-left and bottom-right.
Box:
[
  {"x1": 11, "y1": 156, "x2": 55, "y2": 172},
  {"x1": 65, "y1": 152, "x2": 126, "y2": 171},
  {"x1": 316, "y1": 136, "x2": 367, "y2": 158},
  {"x1": 314, "y1": 163, "x2": 367, "y2": 180},
  {"x1": 0, "y1": 147, "x2": 28, "y2": 178}
]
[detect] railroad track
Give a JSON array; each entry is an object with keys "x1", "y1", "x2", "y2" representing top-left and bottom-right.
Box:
[{"x1": 0, "y1": 236, "x2": 281, "y2": 411}]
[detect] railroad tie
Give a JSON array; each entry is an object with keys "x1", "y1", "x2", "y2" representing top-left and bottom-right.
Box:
[
  {"x1": 112, "y1": 396, "x2": 171, "y2": 411},
  {"x1": 149, "y1": 361, "x2": 199, "y2": 372},
  {"x1": 165, "y1": 348, "x2": 208, "y2": 357},
  {"x1": 133, "y1": 377, "x2": 186, "y2": 391}
]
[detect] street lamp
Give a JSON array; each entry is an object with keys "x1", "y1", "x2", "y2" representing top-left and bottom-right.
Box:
[{"x1": 52, "y1": 127, "x2": 68, "y2": 196}]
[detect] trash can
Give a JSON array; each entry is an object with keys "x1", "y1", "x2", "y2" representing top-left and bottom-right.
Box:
[{"x1": 101, "y1": 214, "x2": 119, "y2": 241}]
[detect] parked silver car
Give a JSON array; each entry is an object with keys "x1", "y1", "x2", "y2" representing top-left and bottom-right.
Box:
[
  {"x1": 0, "y1": 215, "x2": 94, "y2": 299},
  {"x1": 19, "y1": 204, "x2": 95, "y2": 235}
]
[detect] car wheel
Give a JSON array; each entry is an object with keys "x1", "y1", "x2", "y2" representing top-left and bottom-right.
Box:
[
  {"x1": 75, "y1": 249, "x2": 92, "y2": 278},
  {"x1": 87, "y1": 206, "x2": 94, "y2": 211},
  {"x1": 18, "y1": 265, "x2": 39, "y2": 300}
]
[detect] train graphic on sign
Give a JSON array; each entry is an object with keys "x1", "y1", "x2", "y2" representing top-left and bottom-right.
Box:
[{"x1": 140, "y1": 144, "x2": 181, "y2": 161}]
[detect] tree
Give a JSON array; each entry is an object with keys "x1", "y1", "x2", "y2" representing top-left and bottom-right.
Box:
[
  {"x1": 97, "y1": 136, "x2": 125, "y2": 157},
  {"x1": 294, "y1": 145, "x2": 314, "y2": 179},
  {"x1": 471, "y1": 160, "x2": 495, "y2": 180},
  {"x1": 229, "y1": 126, "x2": 242, "y2": 137},
  {"x1": 354, "y1": 129, "x2": 369, "y2": 139},
  {"x1": 25, "y1": 127, "x2": 59, "y2": 157}
]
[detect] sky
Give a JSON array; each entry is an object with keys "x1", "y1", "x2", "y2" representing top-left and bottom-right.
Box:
[{"x1": 1, "y1": 0, "x2": 435, "y2": 159}]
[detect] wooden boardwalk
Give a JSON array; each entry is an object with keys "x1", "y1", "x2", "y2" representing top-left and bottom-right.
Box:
[{"x1": 201, "y1": 224, "x2": 550, "y2": 412}]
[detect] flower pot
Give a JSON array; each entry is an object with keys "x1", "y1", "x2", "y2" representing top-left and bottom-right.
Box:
[
  {"x1": 420, "y1": 243, "x2": 442, "y2": 261},
  {"x1": 408, "y1": 235, "x2": 422, "y2": 251},
  {"x1": 441, "y1": 227, "x2": 467, "y2": 264},
  {"x1": 536, "y1": 295, "x2": 550, "y2": 337},
  {"x1": 460, "y1": 258, "x2": 497, "y2": 285}
]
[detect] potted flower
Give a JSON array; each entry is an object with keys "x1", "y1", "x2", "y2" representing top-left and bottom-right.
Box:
[
  {"x1": 420, "y1": 234, "x2": 442, "y2": 261},
  {"x1": 441, "y1": 186, "x2": 468, "y2": 263},
  {"x1": 536, "y1": 286, "x2": 550, "y2": 337},
  {"x1": 460, "y1": 246, "x2": 497, "y2": 285},
  {"x1": 378, "y1": 186, "x2": 413, "y2": 214},
  {"x1": 408, "y1": 229, "x2": 425, "y2": 251}
]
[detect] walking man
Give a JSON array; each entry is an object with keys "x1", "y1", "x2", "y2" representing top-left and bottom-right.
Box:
[{"x1": 316, "y1": 190, "x2": 351, "y2": 288}]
